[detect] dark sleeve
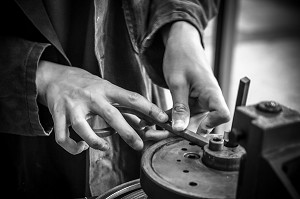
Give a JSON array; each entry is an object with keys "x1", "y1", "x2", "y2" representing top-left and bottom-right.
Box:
[
  {"x1": 0, "y1": 36, "x2": 53, "y2": 136},
  {"x1": 146, "y1": 0, "x2": 219, "y2": 47},
  {"x1": 124, "y1": 0, "x2": 220, "y2": 88}
]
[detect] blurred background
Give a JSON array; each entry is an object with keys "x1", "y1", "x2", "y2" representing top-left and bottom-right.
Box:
[{"x1": 165, "y1": 0, "x2": 300, "y2": 132}]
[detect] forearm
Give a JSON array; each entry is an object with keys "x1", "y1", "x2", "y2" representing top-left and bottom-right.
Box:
[{"x1": 138, "y1": 0, "x2": 220, "y2": 88}]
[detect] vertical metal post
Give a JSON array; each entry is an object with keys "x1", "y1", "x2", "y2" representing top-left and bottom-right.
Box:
[{"x1": 213, "y1": 0, "x2": 239, "y2": 102}]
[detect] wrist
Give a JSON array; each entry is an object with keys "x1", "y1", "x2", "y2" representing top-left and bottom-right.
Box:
[
  {"x1": 162, "y1": 21, "x2": 201, "y2": 46},
  {"x1": 36, "y1": 60, "x2": 54, "y2": 106},
  {"x1": 162, "y1": 21, "x2": 213, "y2": 84}
]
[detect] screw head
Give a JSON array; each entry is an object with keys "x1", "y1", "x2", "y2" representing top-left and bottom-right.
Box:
[{"x1": 256, "y1": 101, "x2": 282, "y2": 113}]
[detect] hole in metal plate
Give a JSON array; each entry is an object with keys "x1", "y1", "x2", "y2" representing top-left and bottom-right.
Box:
[{"x1": 184, "y1": 152, "x2": 201, "y2": 159}]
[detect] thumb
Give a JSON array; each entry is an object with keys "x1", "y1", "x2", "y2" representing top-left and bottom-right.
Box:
[{"x1": 170, "y1": 86, "x2": 190, "y2": 131}]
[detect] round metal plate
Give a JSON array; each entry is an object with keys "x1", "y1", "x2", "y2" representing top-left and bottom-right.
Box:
[
  {"x1": 96, "y1": 179, "x2": 148, "y2": 199},
  {"x1": 140, "y1": 137, "x2": 238, "y2": 199}
]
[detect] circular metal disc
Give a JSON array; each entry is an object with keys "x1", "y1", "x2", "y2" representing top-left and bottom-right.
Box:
[
  {"x1": 140, "y1": 137, "x2": 238, "y2": 199},
  {"x1": 96, "y1": 179, "x2": 147, "y2": 199}
]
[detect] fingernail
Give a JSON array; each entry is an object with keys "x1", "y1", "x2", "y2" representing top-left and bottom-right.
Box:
[
  {"x1": 158, "y1": 112, "x2": 168, "y2": 122},
  {"x1": 83, "y1": 144, "x2": 89, "y2": 151},
  {"x1": 102, "y1": 142, "x2": 110, "y2": 151},
  {"x1": 133, "y1": 140, "x2": 144, "y2": 151},
  {"x1": 139, "y1": 120, "x2": 147, "y2": 128},
  {"x1": 173, "y1": 120, "x2": 185, "y2": 131}
]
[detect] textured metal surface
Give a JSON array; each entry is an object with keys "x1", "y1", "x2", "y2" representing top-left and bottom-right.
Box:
[{"x1": 141, "y1": 137, "x2": 238, "y2": 199}]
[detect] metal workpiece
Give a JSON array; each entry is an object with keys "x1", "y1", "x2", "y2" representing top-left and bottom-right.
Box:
[
  {"x1": 140, "y1": 137, "x2": 238, "y2": 199},
  {"x1": 202, "y1": 137, "x2": 246, "y2": 171},
  {"x1": 232, "y1": 102, "x2": 300, "y2": 199}
]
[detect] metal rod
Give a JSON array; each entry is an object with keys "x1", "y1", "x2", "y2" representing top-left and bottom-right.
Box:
[
  {"x1": 234, "y1": 77, "x2": 251, "y2": 110},
  {"x1": 224, "y1": 77, "x2": 250, "y2": 147}
]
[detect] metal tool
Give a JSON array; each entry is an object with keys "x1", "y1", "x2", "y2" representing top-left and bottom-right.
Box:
[{"x1": 93, "y1": 105, "x2": 209, "y2": 147}]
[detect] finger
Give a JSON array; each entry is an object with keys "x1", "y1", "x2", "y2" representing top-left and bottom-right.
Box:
[
  {"x1": 197, "y1": 95, "x2": 230, "y2": 134},
  {"x1": 70, "y1": 109, "x2": 110, "y2": 151},
  {"x1": 105, "y1": 86, "x2": 168, "y2": 123},
  {"x1": 122, "y1": 114, "x2": 172, "y2": 142},
  {"x1": 169, "y1": 78, "x2": 190, "y2": 131},
  {"x1": 97, "y1": 103, "x2": 144, "y2": 151},
  {"x1": 122, "y1": 113, "x2": 147, "y2": 140},
  {"x1": 53, "y1": 113, "x2": 89, "y2": 155},
  {"x1": 122, "y1": 114, "x2": 172, "y2": 141},
  {"x1": 144, "y1": 128, "x2": 174, "y2": 141},
  {"x1": 122, "y1": 113, "x2": 143, "y2": 130}
]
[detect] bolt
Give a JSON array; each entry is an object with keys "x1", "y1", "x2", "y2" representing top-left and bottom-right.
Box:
[
  {"x1": 256, "y1": 101, "x2": 282, "y2": 113},
  {"x1": 208, "y1": 137, "x2": 224, "y2": 151}
]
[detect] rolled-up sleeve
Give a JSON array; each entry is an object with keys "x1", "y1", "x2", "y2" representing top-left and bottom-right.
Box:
[
  {"x1": 134, "y1": 0, "x2": 220, "y2": 88},
  {"x1": 0, "y1": 36, "x2": 53, "y2": 136}
]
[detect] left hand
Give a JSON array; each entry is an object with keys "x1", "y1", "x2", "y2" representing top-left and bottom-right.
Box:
[{"x1": 162, "y1": 21, "x2": 230, "y2": 134}]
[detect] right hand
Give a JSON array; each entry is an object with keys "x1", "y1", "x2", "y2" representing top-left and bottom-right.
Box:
[
  {"x1": 36, "y1": 61, "x2": 168, "y2": 155},
  {"x1": 162, "y1": 21, "x2": 230, "y2": 134}
]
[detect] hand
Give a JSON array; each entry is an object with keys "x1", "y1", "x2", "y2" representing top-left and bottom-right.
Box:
[
  {"x1": 162, "y1": 21, "x2": 230, "y2": 134},
  {"x1": 36, "y1": 61, "x2": 168, "y2": 154}
]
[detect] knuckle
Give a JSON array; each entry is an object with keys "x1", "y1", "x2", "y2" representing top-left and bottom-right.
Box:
[
  {"x1": 81, "y1": 89, "x2": 92, "y2": 99},
  {"x1": 52, "y1": 100, "x2": 64, "y2": 112},
  {"x1": 148, "y1": 105, "x2": 155, "y2": 117},
  {"x1": 90, "y1": 91, "x2": 98, "y2": 102},
  {"x1": 89, "y1": 140, "x2": 101, "y2": 150},
  {"x1": 69, "y1": 88, "x2": 90, "y2": 101},
  {"x1": 125, "y1": 134, "x2": 135, "y2": 146},
  {"x1": 121, "y1": 131, "x2": 136, "y2": 145},
  {"x1": 167, "y1": 76, "x2": 186, "y2": 90},
  {"x1": 148, "y1": 105, "x2": 164, "y2": 120},
  {"x1": 173, "y1": 103, "x2": 189, "y2": 114},
  {"x1": 128, "y1": 92, "x2": 142, "y2": 104},
  {"x1": 55, "y1": 136, "x2": 66, "y2": 145},
  {"x1": 70, "y1": 115, "x2": 85, "y2": 126},
  {"x1": 219, "y1": 109, "x2": 231, "y2": 123},
  {"x1": 102, "y1": 107, "x2": 118, "y2": 123}
]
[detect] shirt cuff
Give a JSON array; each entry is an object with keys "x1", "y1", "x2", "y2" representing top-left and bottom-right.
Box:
[{"x1": 26, "y1": 42, "x2": 54, "y2": 136}]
